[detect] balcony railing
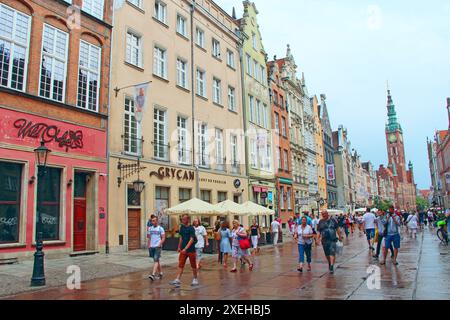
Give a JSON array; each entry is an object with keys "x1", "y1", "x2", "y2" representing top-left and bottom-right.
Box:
[
  {"x1": 153, "y1": 142, "x2": 170, "y2": 162},
  {"x1": 177, "y1": 147, "x2": 192, "y2": 166},
  {"x1": 197, "y1": 152, "x2": 210, "y2": 169},
  {"x1": 231, "y1": 162, "x2": 241, "y2": 174},
  {"x1": 215, "y1": 157, "x2": 226, "y2": 172}
]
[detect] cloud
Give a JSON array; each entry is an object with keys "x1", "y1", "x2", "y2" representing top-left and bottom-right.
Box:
[{"x1": 367, "y1": 4, "x2": 383, "y2": 30}]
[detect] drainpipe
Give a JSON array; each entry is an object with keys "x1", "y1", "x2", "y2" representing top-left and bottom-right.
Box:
[
  {"x1": 238, "y1": 33, "x2": 250, "y2": 202},
  {"x1": 190, "y1": 1, "x2": 199, "y2": 198},
  {"x1": 105, "y1": 0, "x2": 116, "y2": 255}
]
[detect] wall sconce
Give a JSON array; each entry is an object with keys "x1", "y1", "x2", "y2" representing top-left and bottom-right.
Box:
[
  {"x1": 29, "y1": 176, "x2": 36, "y2": 185},
  {"x1": 67, "y1": 179, "x2": 73, "y2": 187}
]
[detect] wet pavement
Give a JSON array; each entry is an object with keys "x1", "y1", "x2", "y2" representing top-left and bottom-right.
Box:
[{"x1": 3, "y1": 227, "x2": 449, "y2": 300}]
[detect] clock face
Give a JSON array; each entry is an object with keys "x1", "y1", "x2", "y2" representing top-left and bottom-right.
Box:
[{"x1": 388, "y1": 133, "x2": 397, "y2": 144}]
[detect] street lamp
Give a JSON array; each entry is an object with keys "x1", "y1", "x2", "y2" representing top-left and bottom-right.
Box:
[
  {"x1": 132, "y1": 179, "x2": 145, "y2": 194},
  {"x1": 31, "y1": 140, "x2": 51, "y2": 287}
]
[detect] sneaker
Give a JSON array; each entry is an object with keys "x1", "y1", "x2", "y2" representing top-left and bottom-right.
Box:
[
  {"x1": 148, "y1": 274, "x2": 156, "y2": 281},
  {"x1": 169, "y1": 279, "x2": 181, "y2": 287},
  {"x1": 191, "y1": 278, "x2": 199, "y2": 287},
  {"x1": 158, "y1": 273, "x2": 163, "y2": 279},
  {"x1": 372, "y1": 255, "x2": 379, "y2": 259},
  {"x1": 330, "y1": 265, "x2": 334, "y2": 274}
]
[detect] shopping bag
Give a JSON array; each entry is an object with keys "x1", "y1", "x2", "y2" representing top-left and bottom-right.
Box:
[
  {"x1": 239, "y1": 237, "x2": 251, "y2": 250},
  {"x1": 336, "y1": 241, "x2": 344, "y2": 255}
]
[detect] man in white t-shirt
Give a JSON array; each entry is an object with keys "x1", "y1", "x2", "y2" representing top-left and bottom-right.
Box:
[
  {"x1": 271, "y1": 219, "x2": 281, "y2": 245},
  {"x1": 147, "y1": 216, "x2": 166, "y2": 281},
  {"x1": 193, "y1": 218, "x2": 209, "y2": 270},
  {"x1": 362, "y1": 208, "x2": 377, "y2": 251}
]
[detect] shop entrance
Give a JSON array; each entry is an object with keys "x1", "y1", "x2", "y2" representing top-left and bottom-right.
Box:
[
  {"x1": 127, "y1": 209, "x2": 141, "y2": 250},
  {"x1": 73, "y1": 171, "x2": 95, "y2": 252}
]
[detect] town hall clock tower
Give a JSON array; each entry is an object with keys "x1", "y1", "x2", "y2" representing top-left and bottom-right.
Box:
[{"x1": 385, "y1": 89, "x2": 407, "y2": 182}]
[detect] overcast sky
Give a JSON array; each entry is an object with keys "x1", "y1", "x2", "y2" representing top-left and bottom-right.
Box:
[{"x1": 214, "y1": 0, "x2": 450, "y2": 190}]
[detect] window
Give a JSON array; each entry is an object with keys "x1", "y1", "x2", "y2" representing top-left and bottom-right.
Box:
[
  {"x1": 176, "y1": 14, "x2": 187, "y2": 37},
  {"x1": 287, "y1": 188, "x2": 292, "y2": 210},
  {"x1": 212, "y1": 39, "x2": 220, "y2": 58},
  {"x1": 0, "y1": 162, "x2": 22, "y2": 244},
  {"x1": 283, "y1": 149, "x2": 289, "y2": 171},
  {"x1": 273, "y1": 90, "x2": 278, "y2": 105},
  {"x1": 250, "y1": 139, "x2": 257, "y2": 168},
  {"x1": 82, "y1": 0, "x2": 104, "y2": 20},
  {"x1": 263, "y1": 104, "x2": 268, "y2": 129},
  {"x1": 274, "y1": 112, "x2": 280, "y2": 134},
  {"x1": 0, "y1": 4, "x2": 30, "y2": 91},
  {"x1": 281, "y1": 117, "x2": 287, "y2": 137},
  {"x1": 265, "y1": 144, "x2": 271, "y2": 171},
  {"x1": 196, "y1": 69, "x2": 206, "y2": 97},
  {"x1": 195, "y1": 27, "x2": 205, "y2": 48},
  {"x1": 77, "y1": 41, "x2": 101, "y2": 112},
  {"x1": 127, "y1": 186, "x2": 141, "y2": 206},
  {"x1": 255, "y1": 99, "x2": 261, "y2": 125},
  {"x1": 253, "y1": 60, "x2": 259, "y2": 80},
  {"x1": 177, "y1": 116, "x2": 189, "y2": 165},
  {"x1": 280, "y1": 186, "x2": 285, "y2": 210},
  {"x1": 179, "y1": 188, "x2": 191, "y2": 203},
  {"x1": 153, "y1": 46, "x2": 167, "y2": 78},
  {"x1": 246, "y1": 54, "x2": 252, "y2": 75},
  {"x1": 176, "y1": 58, "x2": 188, "y2": 88},
  {"x1": 213, "y1": 77, "x2": 222, "y2": 104},
  {"x1": 127, "y1": 0, "x2": 142, "y2": 8},
  {"x1": 126, "y1": 31, "x2": 142, "y2": 67},
  {"x1": 155, "y1": 186, "x2": 169, "y2": 229},
  {"x1": 153, "y1": 108, "x2": 168, "y2": 161},
  {"x1": 260, "y1": 65, "x2": 265, "y2": 83},
  {"x1": 276, "y1": 147, "x2": 281, "y2": 170},
  {"x1": 228, "y1": 86, "x2": 236, "y2": 111},
  {"x1": 249, "y1": 95, "x2": 255, "y2": 122},
  {"x1": 215, "y1": 128, "x2": 224, "y2": 170},
  {"x1": 218, "y1": 191, "x2": 227, "y2": 203},
  {"x1": 39, "y1": 24, "x2": 68, "y2": 102},
  {"x1": 252, "y1": 32, "x2": 257, "y2": 49},
  {"x1": 201, "y1": 190, "x2": 211, "y2": 203},
  {"x1": 124, "y1": 97, "x2": 140, "y2": 155},
  {"x1": 198, "y1": 123, "x2": 208, "y2": 167},
  {"x1": 154, "y1": 1, "x2": 167, "y2": 24},
  {"x1": 226, "y1": 50, "x2": 235, "y2": 68},
  {"x1": 36, "y1": 167, "x2": 61, "y2": 241},
  {"x1": 231, "y1": 134, "x2": 238, "y2": 166}
]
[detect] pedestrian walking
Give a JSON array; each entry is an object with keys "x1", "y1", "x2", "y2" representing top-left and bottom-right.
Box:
[
  {"x1": 193, "y1": 218, "x2": 209, "y2": 271},
  {"x1": 271, "y1": 218, "x2": 281, "y2": 245},
  {"x1": 288, "y1": 217, "x2": 294, "y2": 236},
  {"x1": 311, "y1": 214, "x2": 319, "y2": 245},
  {"x1": 373, "y1": 210, "x2": 394, "y2": 260},
  {"x1": 356, "y1": 213, "x2": 364, "y2": 236},
  {"x1": 294, "y1": 216, "x2": 314, "y2": 272},
  {"x1": 169, "y1": 214, "x2": 199, "y2": 287},
  {"x1": 380, "y1": 206, "x2": 402, "y2": 266},
  {"x1": 230, "y1": 220, "x2": 253, "y2": 273},
  {"x1": 249, "y1": 219, "x2": 261, "y2": 255},
  {"x1": 218, "y1": 221, "x2": 232, "y2": 268},
  {"x1": 406, "y1": 212, "x2": 419, "y2": 239},
  {"x1": 317, "y1": 211, "x2": 343, "y2": 274},
  {"x1": 147, "y1": 216, "x2": 166, "y2": 281},
  {"x1": 214, "y1": 220, "x2": 222, "y2": 264},
  {"x1": 362, "y1": 208, "x2": 377, "y2": 251}
]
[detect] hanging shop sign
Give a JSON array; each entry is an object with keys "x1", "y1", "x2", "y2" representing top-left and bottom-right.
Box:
[
  {"x1": 150, "y1": 166, "x2": 195, "y2": 181},
  {"x1": 13, "y1": 118, "x2": 83, "y2": 151}
]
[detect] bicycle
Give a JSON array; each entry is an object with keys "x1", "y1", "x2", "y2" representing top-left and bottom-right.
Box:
[{"x1": 436, "y1": 220, "x2": 448, "y2": 245}]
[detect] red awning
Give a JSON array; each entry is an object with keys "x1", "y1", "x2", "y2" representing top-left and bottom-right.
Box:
[{"x1": 253, "y1": 186, "x2": 261, "y2": 192}]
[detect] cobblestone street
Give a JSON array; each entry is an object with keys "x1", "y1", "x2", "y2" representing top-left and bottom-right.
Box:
[{"x1": 2, "y1": 227, "x2": 448, "y2": 300}]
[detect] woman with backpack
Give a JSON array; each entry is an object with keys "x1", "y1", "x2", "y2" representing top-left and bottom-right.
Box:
[{"x1": 230, "y1": 220, "x2": 253, "y2": 273}]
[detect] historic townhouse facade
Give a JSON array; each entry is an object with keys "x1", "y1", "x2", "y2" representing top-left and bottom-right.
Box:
[
  {"x1": 235, "y1": 1, "x2": 274, "y2": 219},
  {"x1": 312, "y1": 95, "x2": 327, "y2": 212},
  {"x1": 268, "y1": 57, "x2": 293, "y2": 223},
  {"x1": 362, "y1": 161, "x2": 378, "y2": 207},
  {"x1": 277, "y1": 46, "x2": 309, "y2": 214},
  {"x1": 320, "y1": 94, "x2": 338, "y2": 208},
  {"x1": 333, "y1": 126, "x2": 353, "y2": 212},
  {"x1": 0, "y1": 0, "x2": 112, "y2": 258},
  {"x1": 108, "y1": 0, "x2": 248, "y2": 252}
]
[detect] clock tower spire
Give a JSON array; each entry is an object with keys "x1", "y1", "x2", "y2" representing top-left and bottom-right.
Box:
[{"x1": 385, "y1": 88, "x2": 406, "y2": 182}]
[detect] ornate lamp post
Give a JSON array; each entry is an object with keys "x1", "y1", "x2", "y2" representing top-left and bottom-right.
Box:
[{"x1": 31, "y1": 140, "x2": 51, "y2": 287}]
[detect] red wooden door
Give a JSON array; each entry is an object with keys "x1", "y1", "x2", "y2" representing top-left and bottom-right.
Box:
[
  {"x1": 74, "y1": 199, "x2": 87, "y2": 252},
  {"x1": 128, "y1": 209, "x2": 141, "y2": 251}
]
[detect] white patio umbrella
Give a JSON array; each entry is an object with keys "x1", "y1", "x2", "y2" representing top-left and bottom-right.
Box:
[
  {"x1": 327, "y1": 209, "x2": 344, "y2": 217},
  {"x1": 241, "y1": 201, "x2": 275, "y2": 216},
  {"x1": 355, "y1": 208, "x2": 367, "y2": 213},
  {"x1": 216, "y1": 200, "x2": 248, "y2": 216},
  {"x1": 165, "y1": 198, "x2": 226, "y2": 216}
]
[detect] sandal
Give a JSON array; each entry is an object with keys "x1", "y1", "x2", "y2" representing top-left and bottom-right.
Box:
[
  {"x1": 249, "y1": 264, "x2": 254, "y2": 271},
  {"x1": 230, "y1": 268, "x2": 237, "y2": 273}
]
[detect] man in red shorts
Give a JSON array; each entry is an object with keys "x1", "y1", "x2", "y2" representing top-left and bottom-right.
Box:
[{"x1": 169, "y1": 214, "x2": 199, "y2": 287}]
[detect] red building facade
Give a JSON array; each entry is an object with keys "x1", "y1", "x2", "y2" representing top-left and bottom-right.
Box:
[
  {"x1": 268, "y1": 58, "x2": 294, "y2": 223},
  {"x1": 0, "y1": 0, "x2": 112, "y2": 259}
]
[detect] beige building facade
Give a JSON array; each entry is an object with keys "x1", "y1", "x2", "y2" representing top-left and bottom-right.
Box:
[{"x1": 108, "y1": 0, "x2": 248, "y2": 252}]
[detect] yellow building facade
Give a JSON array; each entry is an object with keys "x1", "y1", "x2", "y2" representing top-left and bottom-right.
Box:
[
  {"x1": 313, "y1": 96, "x2": 327, "y2": 211},
  {"x1": 108, "y1": 0, "x2": 248, "y2": 252}
]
